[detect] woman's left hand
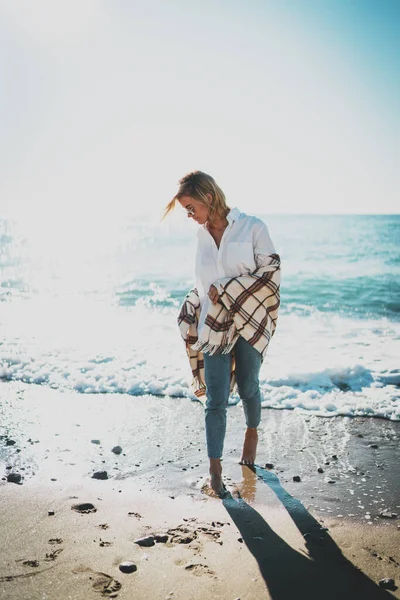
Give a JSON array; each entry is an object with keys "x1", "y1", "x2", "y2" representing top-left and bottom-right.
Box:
[{"x1": 208, "y1": 285, "x2": 220, "y2": 304}]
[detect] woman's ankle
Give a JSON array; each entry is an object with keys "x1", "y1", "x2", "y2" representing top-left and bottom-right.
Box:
[{"x1": 209, "y1": 457, "x2": 222, "y2": 475}]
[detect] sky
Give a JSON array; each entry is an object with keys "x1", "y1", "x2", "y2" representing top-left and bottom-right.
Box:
[{"x1": 0, "y1": 0, "x2": 399, "y2": 222}]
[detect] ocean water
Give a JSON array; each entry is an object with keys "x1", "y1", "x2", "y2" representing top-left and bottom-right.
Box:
[{"x1": 0, "y1": 213, "x2": 399, "y2": 421}]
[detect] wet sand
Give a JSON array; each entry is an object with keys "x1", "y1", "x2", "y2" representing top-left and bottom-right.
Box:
[{"x1": 0, "y1": 381, "x2": 399, "y2": 599}]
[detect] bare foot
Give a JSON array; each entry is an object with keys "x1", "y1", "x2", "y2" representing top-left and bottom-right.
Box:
[
  {"x1": 209, "y1": 458, "x2": 225, "y2": 497},
  {"x1": 240, "y1": 427, "x2": 258, "y2": 465}
]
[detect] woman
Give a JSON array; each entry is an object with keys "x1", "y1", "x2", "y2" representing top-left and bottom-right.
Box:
[{"x1": 165, "y1": 171, "x2": 280, "y2": 497}]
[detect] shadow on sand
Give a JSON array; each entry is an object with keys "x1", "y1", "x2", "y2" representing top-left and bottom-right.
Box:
[{"x1": 222, "y1": 465, "x2": 396, "y2": 600}]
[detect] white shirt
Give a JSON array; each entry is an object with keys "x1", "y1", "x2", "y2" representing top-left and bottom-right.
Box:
[{"x1": 195, "y1": 207, "x2": 276, "y2": 329}]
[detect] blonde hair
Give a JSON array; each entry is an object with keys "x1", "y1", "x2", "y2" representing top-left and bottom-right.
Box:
[{"x1": 163, "y1": 171, "x2": 229, "y2": 223}]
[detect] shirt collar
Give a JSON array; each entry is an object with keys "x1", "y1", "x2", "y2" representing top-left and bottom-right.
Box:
[{"x1": 227, "y1": 207, "x2": 241, "y2": 223}]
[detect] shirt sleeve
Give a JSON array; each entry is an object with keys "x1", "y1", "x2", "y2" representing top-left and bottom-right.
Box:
[{"x1": 253, "y1": 220, "x2": 276, "y2": 256}]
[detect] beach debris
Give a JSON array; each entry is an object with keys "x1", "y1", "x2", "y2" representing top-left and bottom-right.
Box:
[
  {"x1": 44, "y1": 548, "x2": 63, "y2": 562},
  {"x1": 99, "y1": 540, "x2": 113, "y2": 547},
  {"x1": 48, "y1": 510, "x2": 55, "y2": 516},
  {"x1": 293, "y1": 475, "x2": 301, "y2": 482},
  {"x1": 71, "y1": 502, "x2": 97, "y2": 514},
  {"x1": 134, "y1": 535, "x2": 155, "y2": 547},
  {"x1": 7, "y1": 472, "x2": 22, "y2": 484},
  {"x1": 119, "y1": 561, "x2": 137, "y2": 574},
  {"x1": 379, "y1": 578, "x2": 396, "y2": 591},
  {"x1": 48, "y1": 538, "x2": 63, "y2": 545},
  {"x1": 91, "y1": 439, "x2": 101, "y2": 445},
  {"x1": 128, "y1": 511, "x2": 142, "y2": 519},
  {"x1": 98, "y1": 524, "x2": 109, "y2": 530},
  {"x1": 317, "y1": 467, "x2": 324, "y2": 473},
  {"x1": 379, "y1": 509, "x2": 398, "y2": 519},
  {"x1": 92, "y1": 471, "x2": 108, "y2": 480},
  {"x1": 369, "y1": 443, "x2": 379, "y2": 449},
  {"x1": 264, "y1": 463, "x2": 274, "y2": 469},
  {"x1": 112, "y1": 445, "x2": 123, "y2": 455},
  {"x1": 22, "y1": 560, "x2": 39, "y2": 567}
]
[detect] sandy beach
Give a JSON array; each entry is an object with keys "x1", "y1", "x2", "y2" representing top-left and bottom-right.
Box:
[{"x1": 0, "y1": 380, "x2": 399, "y2": 600}]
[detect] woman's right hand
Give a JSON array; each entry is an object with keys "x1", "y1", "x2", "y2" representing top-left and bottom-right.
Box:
[{"x1": 208, "y1": 285, "x2": 220, "y2": 305}]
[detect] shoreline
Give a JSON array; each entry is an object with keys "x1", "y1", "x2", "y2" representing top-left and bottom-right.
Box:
[{"x1": 1, "y1": 381, "x2": 399, "y2": 599}]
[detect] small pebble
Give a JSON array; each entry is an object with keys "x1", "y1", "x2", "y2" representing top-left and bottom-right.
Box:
[
  {"x1": 112, "y1": 446, "x2": 122, "y2": 455},
  {"x1": 317, "y1": 467, "x2": 324, "y2": 473},
  {"x1": 119, "y1": 561, "x2": 137, "y2": 574},
  {"x1": 379, "y1": 509, "x2": 397, "y2": 519},
  {"x1": 369, "y1": 444, "x2": 379, "y2": 449},
  {"x1": 264, "y1": 463, "x2": 274, "y2": 470},
  {"x1": 7, "y1": 473, "x2": 22, "y2": 484},
  {"x1": 48, "y1": 510, "x2": 55, "y2": 516},
  {"x1": 293, "y1": 476, "x2": 301, "y2": 482},
  {"x1": 91, "y1": 439, "x2": 101, "y2": 445}
]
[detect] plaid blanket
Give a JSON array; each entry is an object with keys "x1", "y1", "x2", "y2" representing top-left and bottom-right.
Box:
[{"x1": 177, "y1": 253, "x2": 280, "y2": 398}]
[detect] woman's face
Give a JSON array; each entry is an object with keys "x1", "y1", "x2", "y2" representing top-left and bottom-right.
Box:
[{"x1": 178, "y1": 196, "x2": 209, "y2": 225}]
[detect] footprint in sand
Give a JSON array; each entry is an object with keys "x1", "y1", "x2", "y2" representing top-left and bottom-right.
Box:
[
  {"x1": 72, "y1": 567, "x2": 122, "y2": 597},
  {"x1": 92, "y1": 572, "x2": 122, "y2": 596},
  {"x1": 184, "y1": 563, "x2": 216, "y2": 577}
]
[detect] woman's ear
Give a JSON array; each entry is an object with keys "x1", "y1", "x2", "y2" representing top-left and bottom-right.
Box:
[{"x1": 206, "y1": 193, "x2": 212, "y2": 203}]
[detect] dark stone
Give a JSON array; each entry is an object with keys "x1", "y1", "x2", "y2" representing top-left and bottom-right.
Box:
[
  {"x1": 379, "y1": 579, "x2": 396, "y2": 591},
  {"x1": 369, "y1": 444, "x2": 379, "y2": 449},
  {"x1": 332, "y1": 455, "x2": 338, "y2": 460},
  {"x1": 134, "y1": 536, "x2": 155, "y2": 547},
  {"x1": 293, "y1": 475, "x2": 301, "y2": 482},
  {"x1": 5, "y1": 439, "x2": 16, "y2": 446},
  {"x1": 317, "y1": 467, "x2": 324, "y2": 473},
  {"x1": 91, "y1": 439, "x2": 101, "y2": 445},
  {"x1": 264, "y1": 463, "x2": 274, "y2": 470},
  {"x1": 154, "y1": 534, "x2": 169, "y2": 543},
  {"x1": 119, "y1": 561, "x2": 137, "y2": 574},
  {"x1": 92, "y1": 471, "x2": 108, "y2": 480},
  {"x1": 112, "y1": 446, "x2": 122, "y2": 455},
  {"x1": 48, "y1": 510, "x2": 55, "y2": 516},
  {"x1": 7, "y1": 473, "x2": 22, "y2": 484},
  {"x1": 71, "y1": 503, "x2": 97, "y2": 513}
]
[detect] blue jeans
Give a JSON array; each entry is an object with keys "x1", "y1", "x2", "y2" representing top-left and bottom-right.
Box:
[{"x1": 203, "y1": 336, "x2": 262, "y2": 459}]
